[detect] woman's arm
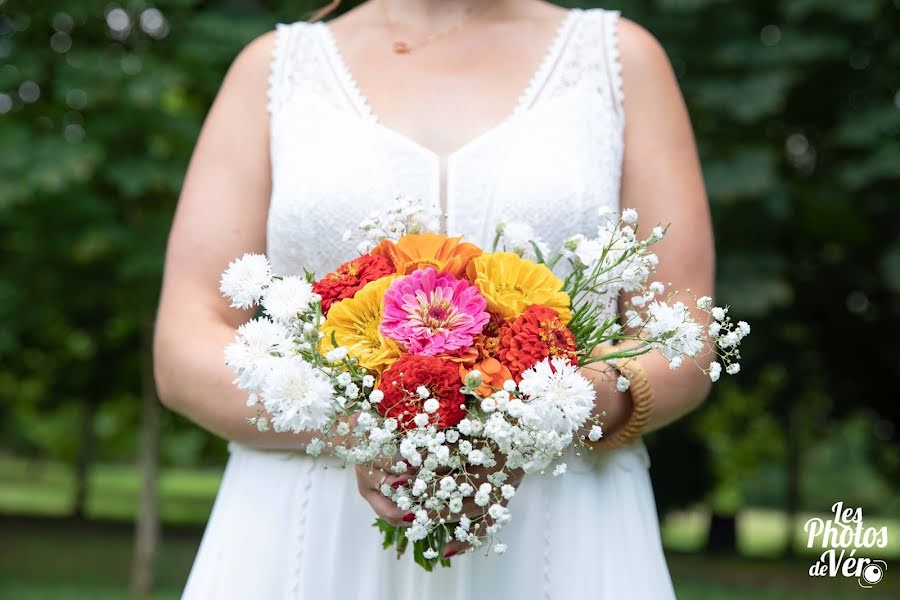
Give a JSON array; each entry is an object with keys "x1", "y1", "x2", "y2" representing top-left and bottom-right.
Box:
[
  {"x1": 588, "y1": 19, "x2": 715, "y2": 438},
  {"x1": 153, "y1": 31, "x2": 311, "y2": 450}
]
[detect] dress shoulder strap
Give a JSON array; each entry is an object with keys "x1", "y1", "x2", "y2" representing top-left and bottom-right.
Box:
[
  {"x1": 598, "y1": 9, "x2": 625, "y2": 119},
  {"x1": 268, "y1": 22, "x2": 300, "y2": 116},
  {"x1": 533, "y1": 9, "x2": 624, "y2": 122},
  {"x1": 267, "y1": 21, "x2": 334, "y2": 118}
]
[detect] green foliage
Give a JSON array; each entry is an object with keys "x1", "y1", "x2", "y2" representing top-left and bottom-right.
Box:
[
  {"x1": 0, "y1": 0, "x2": 897, "y2": 520},
  {"x1": 607, "y1": 0, "x2": 900, "y2": 513},
  {"x1": 0, "y1": 0, "x2": 319, "y2": 465}
]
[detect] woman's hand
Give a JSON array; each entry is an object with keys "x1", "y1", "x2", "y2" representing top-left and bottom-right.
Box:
[
  {"x1": 354, "y1": 459, "x2": 411, "y2": 527},
  {"x1": 581, "y1": 359, "x2": 634, "y2": 442},
  {"x1": 438, "y1": 458, "x2": 525, "y2": 558},
  {"x1": 356, "y1": 450, "x2": 525, "y2": 558}
]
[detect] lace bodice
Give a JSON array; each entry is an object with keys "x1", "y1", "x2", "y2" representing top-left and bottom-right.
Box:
[{"x1": 266, "y1": 7, "x2": 624, "y2": 278}]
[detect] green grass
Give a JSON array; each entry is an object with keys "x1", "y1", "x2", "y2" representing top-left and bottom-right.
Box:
[
  {"x1": 0, "y1": 455, "x2": 221, "y2": 524},
  {"x1": 1, "y1": 521, "x2": 896, "y2": 600},
  {"x1": 6, "y1": 455, "x2": 899, "y2": 559},
  {"x1": 2, "y1": 455, "x2": 898, "y2": 598},
  {"x1": 663, "y1": 508, "x2": 900, "y2": 558}
]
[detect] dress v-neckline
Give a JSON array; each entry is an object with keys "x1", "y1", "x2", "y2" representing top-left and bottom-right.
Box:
[{"x1": 315, "y1": 8, "x2": 581, "y2": 166}]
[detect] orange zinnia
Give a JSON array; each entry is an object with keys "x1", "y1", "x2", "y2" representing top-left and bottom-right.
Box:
[
  {"x1": 497, "y1": 305, "x2": 577, "y2": 381},
  {"x1": 372, "y1": 233, "x2": 481, "y2": 278}
]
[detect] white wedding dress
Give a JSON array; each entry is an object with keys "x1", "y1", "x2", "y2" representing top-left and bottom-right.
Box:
[{"x1": 182, "y1": 7, "x2": 676, "y2": 599}]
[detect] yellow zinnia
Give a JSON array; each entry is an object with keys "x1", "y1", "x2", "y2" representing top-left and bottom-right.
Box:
[
  {"x1": 371, "y1": 233, "x2": 482, "y2": 278},
  {"x1": 319, "y1": 276, "x2": 401, "y2": 373},
  {"x1": 466, "y1": 252, "x2": 572, "y2": 324}
]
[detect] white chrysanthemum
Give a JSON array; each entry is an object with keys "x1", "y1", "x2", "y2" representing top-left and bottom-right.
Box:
[
  {"x1": 220, "y1": 253, "x2": 271, "y2": 309},
  {"x1": 259, "y1": 357, "x2": 336, "y2": 433},
  {"x1": 645, "y1": 301, "x2": 704, "y2": 360},
  {"x1": 517, "y1": 357, "x2": 596, "y2": 436},
  {"x1": 224, "y1": 318, "x2": 293, "y2": 390},
  {"x1": 262, "y1": 275, "x2": 314, "y2": 323}
]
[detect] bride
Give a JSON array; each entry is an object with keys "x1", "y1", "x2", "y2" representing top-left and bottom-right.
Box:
[{"x1": 154, "y1": 0, "x2": 714, "y2": 597}]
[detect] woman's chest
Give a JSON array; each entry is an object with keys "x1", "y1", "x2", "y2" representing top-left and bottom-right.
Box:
[
  {"x1": 268, "y1": 85, "x2": 622, "y2": 276},
  {"x1": 265, "y1": 11, "x2": 624, "y2": 276}
]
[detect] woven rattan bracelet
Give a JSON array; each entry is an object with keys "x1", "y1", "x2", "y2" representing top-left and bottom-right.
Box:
[{"x1": 591, "y1": 353, "x2": 654, "y2": 450}]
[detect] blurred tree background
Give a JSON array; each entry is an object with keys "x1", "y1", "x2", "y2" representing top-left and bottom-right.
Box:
[{"x1": 1, "y1": 0, "x2": 898, "y2": 597}]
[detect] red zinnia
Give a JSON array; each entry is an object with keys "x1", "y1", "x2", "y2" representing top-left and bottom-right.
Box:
[
  {"x1": 496, "y1": 305, "x2": 578, "y2": 381},
  {"x1": 313, "y1": 254, "x2": 394, "y2": 313},
  {"x1": 376, "y1": 355, "x2": 467, "y2": 431}
]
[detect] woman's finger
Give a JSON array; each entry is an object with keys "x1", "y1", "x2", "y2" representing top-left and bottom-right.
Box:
[
  {"x1": 442, "y1": 539, "x2": 470, "y2": 559},
  {"x1": 364, "y1": 488, "x2": 409, "y2": 526}
]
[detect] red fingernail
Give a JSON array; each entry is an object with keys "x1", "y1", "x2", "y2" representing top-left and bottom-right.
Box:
[
  {"x1": 402, "y1": 513, "x2": 415, "y2": 523},
  {"x1": 443, "y1": 549, "x2": 458, "y2": 559},
  {"x1": 391, "y1": 479, "x2": 406, "y2": 489}
]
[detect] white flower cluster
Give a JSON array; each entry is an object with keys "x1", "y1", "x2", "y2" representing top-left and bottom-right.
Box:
[
  {"x1": 343, "y1": 195, "x2": 441, "y2": 254},
  {"x1": 695, "y1": 297, "x2": 750, "y2": 381},
  {"x1": 218, "y1": 205, "x2": 750, "y2": 570},
  {"x1": 351, "y1": 357, "x2": 594, "y2": 556},
  {"x1": 557, "y1": 208, "x2": 749, "y2": 379},
  {"x1": 494, "y1": 220, "x2": 550, "y2": 260},
  {"x1": 562, "y1": 207, "x2": 663, "y2": 298},
  {"x1": 221, "y1": 254, "x2": 345, "y2": 434}
]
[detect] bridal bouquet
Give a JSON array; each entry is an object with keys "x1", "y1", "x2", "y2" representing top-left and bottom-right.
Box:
[{"x1": 219, "y1": 200, "x2": 748, "y2": 570}]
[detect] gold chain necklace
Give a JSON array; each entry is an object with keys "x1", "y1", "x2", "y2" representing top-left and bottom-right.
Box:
[{"x1": 380, "y1": 0, "x2": 495, "y2": 54}]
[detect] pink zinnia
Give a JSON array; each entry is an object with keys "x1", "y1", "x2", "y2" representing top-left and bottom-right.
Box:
[{"x1": 380, "y1": 267, "x2": 489, "y2": 356}]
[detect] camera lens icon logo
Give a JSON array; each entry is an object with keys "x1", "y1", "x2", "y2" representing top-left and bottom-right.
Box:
[{"x1": 859, "y1": 560, "x2": 886, "y2": 588}]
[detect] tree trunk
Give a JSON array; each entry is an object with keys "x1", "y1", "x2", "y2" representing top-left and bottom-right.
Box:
[
  {"x1": 706, "y1": 511, "x2": 738, "y2": 554},
  {"x1": 784, "y1": 408, "x2": 801, "y2": 557},
  {"x1": 72, "y1": 397, "x2": 96, "y2": 519},
  {"x1": 130, "y1": 325, "x2": 161, "y2": 596}
]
